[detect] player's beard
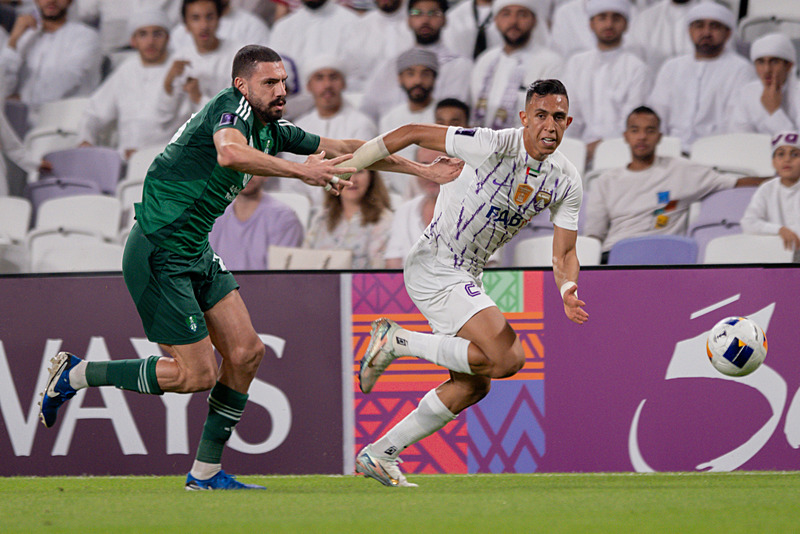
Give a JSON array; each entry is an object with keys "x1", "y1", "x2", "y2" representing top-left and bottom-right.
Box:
[{"x1": 255, "y1": 96, "x2": 286, "y2": 122}]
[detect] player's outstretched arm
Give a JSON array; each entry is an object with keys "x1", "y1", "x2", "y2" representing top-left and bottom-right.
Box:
[
  {"x1": 214, "y1": 128, "x2": 355, "y2": 193},
  {"x1": 552, "y1": 225, "x2": 588, "y2": 325},
  {"x1": 317, "y1": 125, "x2": 462, "y2": 185}
]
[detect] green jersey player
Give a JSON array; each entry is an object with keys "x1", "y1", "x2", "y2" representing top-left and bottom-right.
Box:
[{"x1": 38, "y1": 45, "x2": 463, "y2": 490}]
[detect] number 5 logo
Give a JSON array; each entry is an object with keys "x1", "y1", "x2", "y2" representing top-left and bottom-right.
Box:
[{"x1": 628, "y1": 300, "x2": 794, "y2": 472}]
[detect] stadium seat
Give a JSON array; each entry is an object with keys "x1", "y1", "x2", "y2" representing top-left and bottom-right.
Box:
[
  {"x1": 24, "y1": 127, "x2": 81, "y2": 165},
  {"x1": 27, "y1": 227, "x2": 105, "y2": 272},
  {"x1": 607, "y1": 235, "x2": 699, "y2": 265},
  {"x1": 32, "y1": 241, "x2": 124, "y2": 273},
  {"x1": 689, "y1": 133, "x2": 774, "y2": 177},
  {"x1": 268, "y1": 246, "x2": 352, "y2": 270},
  {"x1": 687, "y1": 187, "x2": 758, "y2": 257},
  {"x1": 124, "y1": 144, "x2": 164, "y2": 182},
  {"x1": 512, "y1": 235, "x2": 602, "y2": 267},
  {"x1": 558, "y1": 137, "x2": 587, "y2": 176},
  {"x1": 0, "y1": 197, "x2": 33, "y2": 273},
  {"x1": 739, "y1": 0, "x2": 800, "y2": 42},
  {"x1": 0, "y1": 196, "x2": 32, "y2": 244},
  {"x1": 4, "y1": 100, "x2": 29, "y2": 139},
  {"x1": 703, "y1": 234, "x2": 795, "y2": 264},
  {"x1": 25, "y1": 178, "x2": 102, "y2": 223},
  {"x1": 34, "y1": 97, "x2": 89, "y2": 131},
  {"x1": 40, "y1": 147, "x2": 124, "y2": 195},
  {"x1": 268, "y1": 192, "x2": 312, "y2": 230},
  {"x1": 33, "y1": 194, "x2": 122, "y2": 241}
]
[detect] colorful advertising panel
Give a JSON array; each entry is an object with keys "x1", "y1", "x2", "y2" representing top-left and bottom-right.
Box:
[{"x1": 0, "y1": 273, "x2": 343, "y2": 476}]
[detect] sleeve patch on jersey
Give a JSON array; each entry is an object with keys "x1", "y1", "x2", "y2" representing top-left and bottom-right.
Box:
[
  {"x1": 219, "y1": 113, "x2": 238, "y2": 126},
  {"x1": 455, "y1": 128, "x2": 476, "y2": 137}
]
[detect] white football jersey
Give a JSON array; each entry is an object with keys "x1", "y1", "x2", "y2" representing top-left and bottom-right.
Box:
[{"x1": 423, "y1": 126, "x2": 583, "y2": 276}]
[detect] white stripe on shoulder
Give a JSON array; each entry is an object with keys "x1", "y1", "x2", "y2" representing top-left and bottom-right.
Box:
[
  {"x1": 235, "y1": 96, "x2": 246, "y2": 117},
  {"x1": 277, "y1": 119, "x2": 295, "y2": 127}
]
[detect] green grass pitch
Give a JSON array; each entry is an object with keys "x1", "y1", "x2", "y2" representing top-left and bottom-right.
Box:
[{"x1": 2, "y1": 472, "x2": 799, "y2": 533}]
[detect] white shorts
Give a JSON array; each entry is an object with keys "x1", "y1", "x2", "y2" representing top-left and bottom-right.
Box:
[{"x1": 403, "y1": 240, "x2": 496, "y2": 336}]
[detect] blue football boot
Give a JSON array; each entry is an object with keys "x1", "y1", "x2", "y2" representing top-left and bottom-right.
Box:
[
  {"x1": 185, "y1": 470, "x2": 266, "y2": 490},
  {"x1": 39, "y1": 352, "x2": 82, "y2": 428}
]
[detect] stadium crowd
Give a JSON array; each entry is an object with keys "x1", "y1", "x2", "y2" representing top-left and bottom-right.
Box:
[{"x1": 0, "y1": 0, "x2": 799, "y2": 273}]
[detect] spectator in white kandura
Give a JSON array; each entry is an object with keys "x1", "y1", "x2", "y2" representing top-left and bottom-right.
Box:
[
  {"x1": 0, "y1": 0, "x2": 101, "y2": 119},
  {"x1": 344, "y1": 0, "x2": 414, "y2": 91},
  {"x1": 727, "y1": 33, "x2": 800, "y2": 136},
  {"x1": 0, "y1": 103, "x2": 36, "y2": 196},
  {"x1": 157, "y1": 0, "x2": 241, "y2": 123},
  {"x1": 647, "y1": 1, "x2": 755, "y2": 152},
  {"x1": 550, "y1": 0, "x2": 599, "y2": 58},
  {"x1": 73, "y1": 0, "x2": 182, "y2": 57},
  {"x1": 627, "y1": 0, "x2": 697, "y2": 72},
  {"x1": 563, "y1": 0, "x2": 649, "y2": 163},
  {"x1": 278, "y1": 55, "x2": 378, "y2": 213},
  {"x1": 471, "y1": 0, "x2": 562, "y2": 130},
  {"x1": 169, "y1": 0, "x2": 270, "y2": 53},
  {"x1": 741, "y1": 132, "x2": 800, "y2": 253},
  {"x1": 269, "y1": 0, "x2": 359, "y2": 86},
  {"x1": 78, "y1": 10, "x2": 184, "y2": 160},
  {"x1": 359, "y1": 0, "x2": 473, "y2": 125},
  {"x1": 378, "y1": 48, "x2": 439, "y2": 198}
]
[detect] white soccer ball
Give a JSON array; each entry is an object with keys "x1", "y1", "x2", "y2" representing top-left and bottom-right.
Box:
[{"x1": 706, "y1": 316, "x2": 768, "y2": 377}]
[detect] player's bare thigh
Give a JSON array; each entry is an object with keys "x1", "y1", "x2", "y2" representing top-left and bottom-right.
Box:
[
  {"x1": 456, "y1": 306, "x2": 525, "y2": 378},
  {"x1": 204, "y1": 289, "x2": 265, "y2": 391}
]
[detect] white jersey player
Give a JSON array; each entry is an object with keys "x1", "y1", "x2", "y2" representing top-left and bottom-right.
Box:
[{"x1": 342, "y1": 79, "x2": 589, "y2": 487}]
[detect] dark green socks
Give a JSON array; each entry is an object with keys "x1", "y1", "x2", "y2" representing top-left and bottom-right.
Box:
[
  {"x1": 195, "y1": 382, "x2": 248, "y2": 464},
  {"x1": 85, "y1": 355, "x2": 163, "y2": 395}
]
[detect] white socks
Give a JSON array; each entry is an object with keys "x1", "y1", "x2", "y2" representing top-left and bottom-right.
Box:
[
  {"x1": 68, "y1": 361, "x2": 88, "y2": 390},
  {"x1": 190, "y1": 460, "x2": 221, "y2": 480},
  {"x1": 393, "y1": 328, "x2": 473, "y2": 375},
  {"x1": 372, "y1": 389, "x2": 457, "y2": 459}
]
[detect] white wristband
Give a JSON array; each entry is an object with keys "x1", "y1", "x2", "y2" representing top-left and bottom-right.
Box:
[
  {"x1": 560, "y1": 281, "x2": 577, "y2": 300},
  {"x1": 335, "y1": 135, "x2": 390, "y2": 172}
]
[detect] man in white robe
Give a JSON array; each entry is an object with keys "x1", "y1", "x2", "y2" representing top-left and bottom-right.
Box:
[
  {"x1": 627, "y1": 0, "x2": 699, "y2": 72},
  {"x1": 442, "y1": 0, "x2": 551, "y2": 60},
  {"x1": 169, "y1": 0, "x2": 270, "y2": 52},
  {"x1": 378, "y1": 48, "x2": 438, "y2": 198},
  {"x1": 278, "y1": 56, "x2": 378, "y2": 211},
  {"x1": 269, "y1": 0, "x2": 359, "y2": 85},
  {"x1": 344, "y1": 0, "x2": 414, "y2": 91},
  {"x1": 78, "y1": 10, "x2": 183, "y2": 159},
  {"x1": 0, "y1": 0, "x2": 101, "y2": 121},
  {"x1": 471, "y1": 0, "x2": 562, "y2": 130},
  {"x1": 359, "y1": 0, "x2": 472, "y2": 124},
  {"x1": 563, "y1": 0, "x2": 649, "y2": 160},
  {"x1": 727, "y1": 33, "x2": 800, "y2": 136},
  {"x1": 156, "y1": 0, "x2": 240, "y2": 125},
  {"x1": 647, "y1": 2, "x2": 756, "y2": 153},
  {"x1": 72, "y1": 0, "x2": 181, "y2": 57}
]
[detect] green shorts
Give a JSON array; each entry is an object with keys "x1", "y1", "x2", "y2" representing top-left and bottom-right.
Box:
[{"x1": 122, "y1": 222, "x2": 239, "y2": 345}]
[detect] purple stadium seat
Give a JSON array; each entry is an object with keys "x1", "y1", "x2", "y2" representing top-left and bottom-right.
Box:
[
  {"x1": 607, "y1": 235, "x2": 699, "y2": 265},
  {"x1": 40, "y1": 147, "x2": 124, "y2": 194},
  {"x1": 4, "y1": 100, "x2": 28, "y2": 139},
  {"x1": 25, "y1": 178, "x2": 102, "y2": 226}
]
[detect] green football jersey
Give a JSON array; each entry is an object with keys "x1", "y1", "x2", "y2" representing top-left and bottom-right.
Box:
[{"x1": 135, "y1": 87, "x2": 320, "y2": 257}]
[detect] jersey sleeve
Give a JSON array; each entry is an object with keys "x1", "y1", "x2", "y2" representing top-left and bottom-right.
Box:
[
  {"x1": 274, "y1": 119, "x2": 321, "y2": 155},
  {"x1": 445, "y1": 126, "x2": 501, "y2": 169},
  {"x1": 549, "y1": 175, "x2": 583, "y2": 232},
  {"x1": 210, "y1": 93, "x2": 251, "y2": 139}
]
